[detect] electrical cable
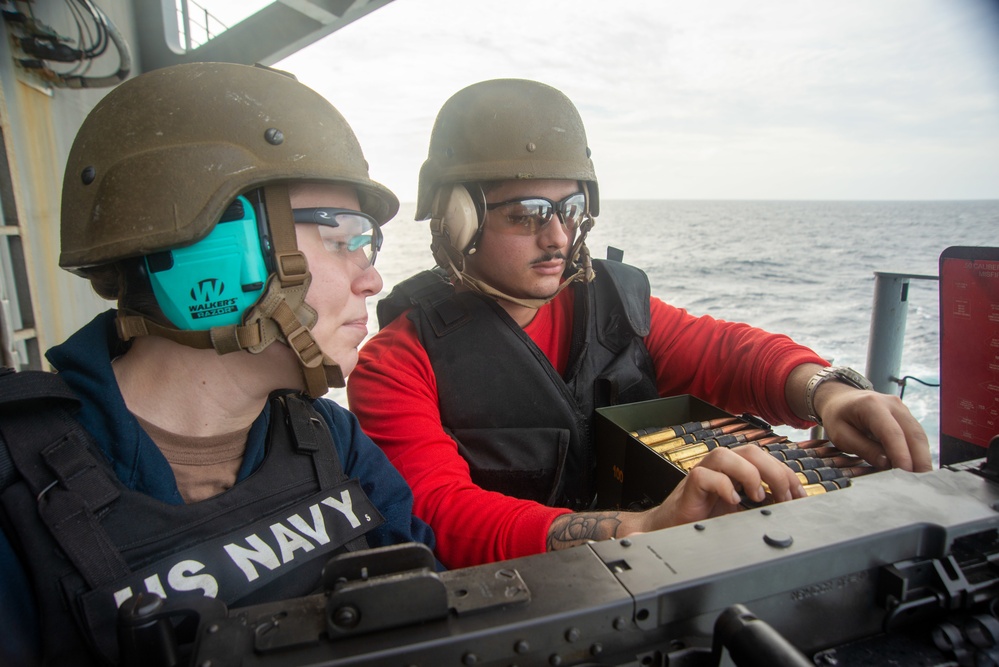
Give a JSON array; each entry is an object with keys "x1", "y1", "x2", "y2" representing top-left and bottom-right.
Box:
[
  {"x1": 54, "y1": 0, "x2": 130, "y2": 88},
  {"x1": 75, "y1": 0, "x2": 109, "y2": 59},
  {"x1": 6, "y1": 0, "x2": 130, "y2": 88},
  {"x1": 895, "y1": 374, "x2": 941, "y2": 400}
]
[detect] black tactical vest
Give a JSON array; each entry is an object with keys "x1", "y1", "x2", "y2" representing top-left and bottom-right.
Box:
[
  {"x1": 0, "y1": 369, "x2": 382, "y2": 666},
  {"x1": 377, "y1": 259, "x2": 660, "y2": 510}
]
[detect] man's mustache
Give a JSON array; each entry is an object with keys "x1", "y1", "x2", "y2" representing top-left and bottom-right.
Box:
[{"x1": 531, "y1": 252, "x2": 568, "y2": 265}]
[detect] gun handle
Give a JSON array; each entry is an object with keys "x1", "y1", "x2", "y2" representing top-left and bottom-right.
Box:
[{"x1": 711, "y1": 604, "x2": 813, "y2": 667}]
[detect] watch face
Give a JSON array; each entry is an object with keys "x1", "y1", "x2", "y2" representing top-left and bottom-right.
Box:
[{"x1": 829, "y1": 367, "x2": 873, "y2": 390}]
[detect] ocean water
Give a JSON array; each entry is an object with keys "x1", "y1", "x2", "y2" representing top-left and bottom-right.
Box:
[{"x1": 342, "y1": 199, "x2": 999, "y2": 464}]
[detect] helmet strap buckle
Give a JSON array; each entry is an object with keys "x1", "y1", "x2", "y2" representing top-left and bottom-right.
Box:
[
  {"x1": 287, "y1": 324, "x2": 323, "y2": 369},
  {"x1": 265, "y1": 296, "x2": 344, "y2": 396},
  {"x1": 275, "y1": 250, "x2": 309, "y2": 287}
]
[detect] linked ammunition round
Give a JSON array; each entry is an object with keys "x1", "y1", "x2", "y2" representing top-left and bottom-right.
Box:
[
  {"x1": 770, "y1": 445, "x2": 841, "y2": 461},
  {"x1": 782, "y1": 455, "x2": 861, "y2": 472},
  {"x1": 629, "y1": 416, "x2": 741, "y2": 443},
  {"x1": 667, "y1": 434, "x2": 787, "y2": 468},
  {"x1": 659, "y1": 428, "x2": 772, "y2": 459},
  {"x1": 631, "y1": 414, "x2": 872, "y2": 509},
  {"x1": 644, "y1": 422, "x2": 751, "y2": 449},
  {"x1": 802, "y1": 479, "x2": 852, "y2": 495}
]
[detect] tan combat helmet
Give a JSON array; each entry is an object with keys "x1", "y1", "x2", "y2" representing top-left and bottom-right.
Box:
[
  {"x1": 60, "y1": 62, "x2": 398, "y2": 398},
  {"x1": 416, "y1": 78, "x2": 599, "y2": 308}
]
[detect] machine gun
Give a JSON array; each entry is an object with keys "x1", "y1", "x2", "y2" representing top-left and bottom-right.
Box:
[{"x1": 119, "y1": 453, "x2": 999, "y2": 667}]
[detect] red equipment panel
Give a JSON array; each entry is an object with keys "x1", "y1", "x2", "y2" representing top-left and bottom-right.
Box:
[{"x1": 939, "y1": 246, "x2": 999, "y2": 464}]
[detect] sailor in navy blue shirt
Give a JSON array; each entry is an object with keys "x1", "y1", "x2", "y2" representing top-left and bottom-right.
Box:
[{"x1": 0, "y1": 62, "x2": 434, "y2": 666}]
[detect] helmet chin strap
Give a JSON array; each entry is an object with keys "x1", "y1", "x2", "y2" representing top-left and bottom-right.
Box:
[{"x1": 116, "y1": 183, "x2": 344, "y2": 399}]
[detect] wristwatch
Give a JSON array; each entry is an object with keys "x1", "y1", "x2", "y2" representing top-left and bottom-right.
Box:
[{"x1": 804, "y1": 366, "x2": 873, "y2": 425}]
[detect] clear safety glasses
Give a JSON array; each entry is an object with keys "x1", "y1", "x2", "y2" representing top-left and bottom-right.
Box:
[
  {"x1": 293, "y1": 207, "x2": 383, "y2": 267},
  {"x1": 484, "y1": 192, "x2": 588, "y2": 236}
]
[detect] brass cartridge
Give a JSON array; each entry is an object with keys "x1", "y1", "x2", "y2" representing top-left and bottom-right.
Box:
[
  {"x1": 802, "y1": 478, "x2": 852, "y2": 495},
  {"x1": 630, "y1": 416, "x2": 741, "y2": 443},
  {"x1": 670, "y1": 434, "x2": 786, "y2": 468},
  {"x1": 660, "y1": 428, "x2": 772, "y2": 459},
  {"x1": 644, "y1": 422, "x2": 753, "y2": 450}
]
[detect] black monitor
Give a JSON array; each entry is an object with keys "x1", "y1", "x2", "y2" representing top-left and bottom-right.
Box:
[{"x1": 939, "y1": 246, "x2": 999, "y2": 465}]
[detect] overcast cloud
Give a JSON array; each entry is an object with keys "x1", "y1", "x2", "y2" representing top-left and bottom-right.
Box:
[{"x1": 207, "y1": 0, "x2": 999, "y2": 202}]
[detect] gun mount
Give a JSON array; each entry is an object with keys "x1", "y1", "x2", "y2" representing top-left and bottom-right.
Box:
[{"x1": 122, "y1": 456, "x2": 999, "y2": 667}]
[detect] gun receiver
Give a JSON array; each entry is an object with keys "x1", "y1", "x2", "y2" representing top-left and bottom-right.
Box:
[{"x1": 128, "y1": 457, "x2": 999, "y2": 666}]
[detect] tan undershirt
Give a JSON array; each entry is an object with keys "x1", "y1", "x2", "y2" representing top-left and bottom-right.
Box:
[{"x1": 135, "y1": 414, "x2": 250, "y2": 503}]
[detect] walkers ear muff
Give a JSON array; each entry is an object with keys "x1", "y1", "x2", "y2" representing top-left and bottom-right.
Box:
[
  {"x1": 145, "y1": 192, "x2": 272, "y2": 330},
  {"x1": 429, "y1": 184, "x2": 483, "y2": 255}
]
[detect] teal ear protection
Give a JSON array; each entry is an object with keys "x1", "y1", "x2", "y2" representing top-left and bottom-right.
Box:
[{"x1": 145, "y1": 191, "x2": 272, "y2": 330}]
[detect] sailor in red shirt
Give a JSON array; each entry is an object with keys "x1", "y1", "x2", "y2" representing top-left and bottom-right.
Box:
[{"x1": 348, "y1": 79, "x2": 932, "y2": 570}]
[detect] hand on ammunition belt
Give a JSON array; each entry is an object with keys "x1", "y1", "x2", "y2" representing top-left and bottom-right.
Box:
[{"x1": 630, "y1": 415, "x2": 877, "y2": 506}]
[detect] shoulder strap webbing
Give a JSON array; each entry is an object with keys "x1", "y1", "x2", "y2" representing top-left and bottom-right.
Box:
[
  {"x1": 0, "y1": 366, "x2": 80, "y2": 404},
  {"x1": 592, "y1": 258, "x2": 651, "y2": 338},
  {"x1": 271, "y1": 393, "x2": 369, "y2": 552},
  {"x1": 376, "y1": 269, "x2": 456, "y2": 331},
  {"x1": 278, "y1": 393, "x2": 347, "y2": 489},
  {"x1": 0, "y1": 367, "x2": 79, "y2": 497},
  {"x1": 0, "y1": 368, "x2": 130, "y2": 587}
]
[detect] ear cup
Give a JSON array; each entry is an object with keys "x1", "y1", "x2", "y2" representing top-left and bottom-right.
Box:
[
  {"x1": 144, "y1": 195, "x2": 269, "y2": 330},
  {"x1": 430, "y1": 184, "x2": 480, "y2": 254}
]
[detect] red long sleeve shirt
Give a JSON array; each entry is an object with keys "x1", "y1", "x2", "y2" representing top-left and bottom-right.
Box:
[{"x1": 347, "y1": 288, "x2": 825, "y2": 569}]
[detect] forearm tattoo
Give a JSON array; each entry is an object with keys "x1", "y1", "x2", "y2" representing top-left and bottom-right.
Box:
[{"x1": 547, "y1": 512, "x2": 623, "y2": 551}]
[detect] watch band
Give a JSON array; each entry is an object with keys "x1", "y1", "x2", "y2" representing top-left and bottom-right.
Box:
[{"x1": 804, "y1": 366, "x2": 874, "y2": 425}]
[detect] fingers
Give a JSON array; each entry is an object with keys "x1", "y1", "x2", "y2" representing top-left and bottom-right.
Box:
[
  {"x1": 887, "y1": 400, "x2": 932, "y2": 472},
  {"x1": 650, "y1": 391, "x2": 932, "y2": 533},
  {"x1": 652, "y1": 468, "x2": 737, "y2": 528},
  {"x1": 825, "y1": 420, "x2": 898, "y2": 471},
  {"x1": 733, "y1": 445, "x2": 807, "y2": 502},
  {"x1": 682, "y1": 465, "x2": 742, "y2": 507},
  {"x1": 651, "y1": 454, "x2": 754, "y2": 528},
  {"x1": 823, "y1": 392, "x2": 932, "y2": 473},
  {"x1": 691, "y1": 446, "x2": 806, "y2": 505}
]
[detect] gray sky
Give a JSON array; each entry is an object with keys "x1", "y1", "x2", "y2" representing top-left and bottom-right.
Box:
[{"x1": 207, "y1": 0, "x2": 999, "y2": 203}]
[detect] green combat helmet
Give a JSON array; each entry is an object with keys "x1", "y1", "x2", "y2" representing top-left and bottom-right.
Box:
[
  {"x1": 416, "y1": 78, "x2": 598, "y2": 308},
  {"x1": 60, "y1": 62, "x2": 398, "y2": 397}
]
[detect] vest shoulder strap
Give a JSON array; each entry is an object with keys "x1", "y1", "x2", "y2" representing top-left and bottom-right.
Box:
[
  {"x1": 591, "y1": 258, "x2": 652, "y2": 339},
  {"x1": 0, "y1": 367, "x2": 81, "y2": 493},
  {"x1": 0, "y1": 367, "x2": 130, "y2": 586},
  {"x1": 270, "y1": 392, "x2": 369, "y2": 552},
  {"x1": 376, "y1": 268, "x2": 459, "y2": 331},
  {"x1": 0, "y1": 365, "x2": 80, "y2": 405},
  {"x1": 273, "y1": 392, "x2": 347, "y2": 486}
]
